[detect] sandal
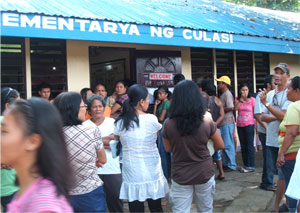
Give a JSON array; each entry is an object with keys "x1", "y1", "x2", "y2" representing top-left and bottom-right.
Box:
[{"x1": 239, "y1": 167, "x2": 254, "y2": 173}]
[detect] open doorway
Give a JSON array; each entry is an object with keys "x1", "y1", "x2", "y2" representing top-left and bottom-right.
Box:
[{"x1": 89, "y1": 46, "x2": 135, "y2": 95}]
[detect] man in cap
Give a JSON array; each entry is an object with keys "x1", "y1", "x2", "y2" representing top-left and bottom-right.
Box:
[
  {"x1": 216, "y1": 76, "x2": 237, "y2": 171},
  {"x1": 259, "y1": 63, "x2": 291, "y2": 212}
]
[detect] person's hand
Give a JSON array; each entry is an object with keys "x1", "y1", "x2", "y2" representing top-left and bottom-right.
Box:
[
  {"x1": 259, "y1": 88, "x2": 267, "y2": 105},
  {"x1": 96, "y1": 159, "x2": 104, "y2": 168},
  {"x1": 276, "y1": 152, "x2": 285, "y2": 168},
  {"x1": 155, "y1": 100, "x2": 161, "y2": 106}
]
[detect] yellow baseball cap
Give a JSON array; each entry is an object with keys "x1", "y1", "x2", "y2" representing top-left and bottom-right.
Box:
[{"x1": 216, "y1": 76, "x2": 231, "y2": 85}]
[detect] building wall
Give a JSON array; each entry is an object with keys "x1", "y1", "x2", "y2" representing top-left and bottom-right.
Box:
[
  {"x1": 269, "y1": 53, "x2": 300, "y2": 77},
  {"x1": 66, "y1": 40, "x2": 191, "y2": 92},
  {"x1": 23, "y1": 38, "x2": 299, "y2": 97}
]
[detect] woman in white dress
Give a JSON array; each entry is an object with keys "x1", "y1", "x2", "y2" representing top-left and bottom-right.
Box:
[{"x1": 114, "y1": 84, "x2": 169, "y2": 212}]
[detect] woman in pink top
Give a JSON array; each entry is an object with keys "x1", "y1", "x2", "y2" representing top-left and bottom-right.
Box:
[
  {"x1": 234, "y1": 83, "x2": 256, "y2": 173},
  {"x1": 1, "y1": 98, "x2": 74, "y2": 213}
]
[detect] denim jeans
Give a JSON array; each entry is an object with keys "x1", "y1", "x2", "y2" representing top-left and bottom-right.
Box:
[
  {"x1": 212, "y1": 150, "x2": 222, "y2": 161},
  {"x1": 237, "y1": 125, "x2": 255, "y2": 170},
  {"x1": 158, "y1": 131, "x2": 171, "y2": 179},
  {"x1": 219, "y1": 123, "x2": 237, "y2": 170},
  {"x1": 281, "y1": 160, "x2": 298, "y2": 212},
  {"x1": 70, "y1": 185, "x2": 106, "y2": 212},
  {"x1": 258, "y1": 132, "x2": 272, "y2": 188},
  {"x1": 169, "y1": 176, "x2": 215, "y2": 213},
  {"x1": 264, "y1": 145, "x2": 279, "y2": 188}
]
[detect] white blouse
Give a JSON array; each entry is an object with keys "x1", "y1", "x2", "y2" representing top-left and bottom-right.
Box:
[{"x1": 114, "y1": 114, "x2": 169, "y2": 202}]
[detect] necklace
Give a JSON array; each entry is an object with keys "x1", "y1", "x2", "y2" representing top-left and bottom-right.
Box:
[{"x1": 273, "y1": 88, "x2": 287, "y2": 108}]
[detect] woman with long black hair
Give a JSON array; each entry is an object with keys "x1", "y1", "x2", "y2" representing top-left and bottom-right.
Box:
[
  {"x1": 1, "y1": 97, "x2": 73, "y2": 212},
  {"x1": 162, "y1": 80, "x2": 224, "y2": 212},
  {"x1": 54, "y1": 92, "x2": 107, "y2": 212},
  {"x1": 114, "y1": 84, "x2": 169, "y2": 212}
]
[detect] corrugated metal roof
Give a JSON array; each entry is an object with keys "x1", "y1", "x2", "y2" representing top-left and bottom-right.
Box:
[{"x1": 1, "y1": 0, "x2": 300, "y2": 41}]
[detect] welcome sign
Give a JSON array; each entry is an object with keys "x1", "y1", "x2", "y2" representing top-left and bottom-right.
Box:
[{"x1": 1, "y1": 12, "x2": 299, "y2": 54}]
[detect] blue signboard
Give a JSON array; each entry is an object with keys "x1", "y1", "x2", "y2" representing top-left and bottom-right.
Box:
[{"x1": 1, "y1": 12, "x2": 299, "y2": 54}]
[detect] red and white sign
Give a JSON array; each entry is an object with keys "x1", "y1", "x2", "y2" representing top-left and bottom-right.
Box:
[{"x1": 149, "y1": 73, "x2": 173, "y2": 80}]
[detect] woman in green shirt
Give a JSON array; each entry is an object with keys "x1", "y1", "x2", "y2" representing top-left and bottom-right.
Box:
[{"x1": 153, "y1": 86, "x2": 172, "y2": 179}]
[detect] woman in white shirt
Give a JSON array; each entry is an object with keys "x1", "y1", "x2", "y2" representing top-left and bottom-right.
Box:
[
  {"x1": 114, "y1": 84, "x2": 169, "y2": 212},
  {"x1": 83, "y1": 94, "x2": 123, "y2": 212}
]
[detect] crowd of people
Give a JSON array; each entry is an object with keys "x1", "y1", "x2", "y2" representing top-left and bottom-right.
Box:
[{"x1": 1, "y1": 63, "x2": 300, "y2": 213}]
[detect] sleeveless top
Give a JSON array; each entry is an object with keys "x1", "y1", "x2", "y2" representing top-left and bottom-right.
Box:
[{"x1": 208, "y1": 96, "x2": 220, "y2": 122}]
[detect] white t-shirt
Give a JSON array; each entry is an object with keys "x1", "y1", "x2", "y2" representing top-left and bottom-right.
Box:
[
  {"x1": 254, "y1": 95, "x2": 266, "y2": 134},
  {"x1": 83, "y1": 118, "x2": 121, "y2": 175},
  {"x1": 262, "y1": 89, "x2": 291, "y2": 147}
]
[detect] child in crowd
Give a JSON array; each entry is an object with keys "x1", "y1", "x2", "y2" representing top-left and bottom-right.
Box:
[
  {"x1": 153, "y1": 85, "x2": 172, "y2": 180},
  {"x1": 1, "y1": 98, "x2": 73, "y2": 212}
]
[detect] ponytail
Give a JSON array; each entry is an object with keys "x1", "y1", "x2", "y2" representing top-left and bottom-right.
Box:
[
  {"x1": 117, "y1": 99, "x2": 139, "y2": 131},
  {"x1": 115, "y1": 84, "x2": 148, "y2": 131}
]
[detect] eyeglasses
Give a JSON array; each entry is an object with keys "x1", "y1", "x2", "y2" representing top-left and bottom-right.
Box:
[
  {"x1": 272, "y1": 94, "x2": 279, "y2": 106},
  {"x1": 80, "y1": 104, "x2": 87, "y2": 108}
]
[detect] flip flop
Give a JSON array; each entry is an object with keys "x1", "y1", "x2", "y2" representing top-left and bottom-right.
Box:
[{"x1": 239, "y1": 167, "x2": 254, "y2": 173}]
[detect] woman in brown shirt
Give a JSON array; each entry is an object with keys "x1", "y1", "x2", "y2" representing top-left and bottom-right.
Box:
[{"x1": 162, "y1": 80, "x2": 224, "y2": 213}]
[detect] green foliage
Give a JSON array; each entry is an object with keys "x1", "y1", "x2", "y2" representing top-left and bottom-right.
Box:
[{"x1": 222, "y1": 0, "x2": 300, "y2": 12}]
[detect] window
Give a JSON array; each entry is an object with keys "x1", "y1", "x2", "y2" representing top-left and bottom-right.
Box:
[
  {"x1": 236, "y1": 50, "x2": 253, "y2": 93},
  {"x1": 191, "y1": 47, "x2": 213, "y2": 82},
  {"x1": 1, "y1": 37, "x2": 26, "y2": 98},
  {"x1": 216, "y1": 49, "x2": 235, "y2": 96},
  {"x1": 255, "y1": 52, "x2": 270, "y2": 92},
  {"x1": 30, "y1": 38, "x2": 67, "y2": 98}
]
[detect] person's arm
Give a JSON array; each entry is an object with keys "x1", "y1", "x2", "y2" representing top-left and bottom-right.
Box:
[
  {"x1": 96, "y1": 147, "x2": 107, "y2": 167},
  {"x1": 276, "y1": 125, "x2": 299, "y2": 167},
  {"x1": 263, "y1": 104, "x2": 286, "y2": 121},
  {"x1": 254, "y1": 114, "x2": 267, "y2": 129},
  {"x1": 224, "y1": 107, "x2": 234, "y2": 113},
  {"x1": 162, "y1": 137, "x2": 173, "y2": 152},
  {"x1": 261, "y1": 113, "x2": 277, "y2": 123},
  {"x1": 215, "y1": 97, "x2": 225, "y2": 126},
  {"x1": 158, "y1": 109, "x2": 167, "y2": 122},
  {"x1": 234, "y1": 99, "x2": 242, "y2": 111},
  {"x1": 210, "y1": 130, "x2": 225, "y2": 151},
  {"x1": 102, "y1": 133, "x2": 114, "y2": 149},
  {"x1": 111, "y1": 103, "x2": 122, "y2": 115},
  {"x1": 153, "y1": 100, "x2": 160, "y2": 116}
]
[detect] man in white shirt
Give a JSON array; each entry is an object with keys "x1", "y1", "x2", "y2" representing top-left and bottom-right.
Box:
[
  {"x1": 254, "y1": 75, "x2": 275, "y2": 190},
  {"x1": 259, "y1": 63, "x2": 291, "y2": 212}
]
